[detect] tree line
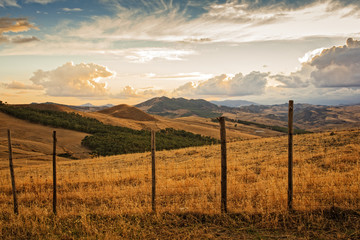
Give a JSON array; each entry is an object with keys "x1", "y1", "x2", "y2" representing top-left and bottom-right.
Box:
[{"x1": 0, "y1": 104, "x2": 218, "y2": 156}]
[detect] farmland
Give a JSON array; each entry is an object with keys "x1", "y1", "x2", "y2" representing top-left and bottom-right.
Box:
[{"x1": 0, "y1": 129, "x2": 359, "y2": 239}]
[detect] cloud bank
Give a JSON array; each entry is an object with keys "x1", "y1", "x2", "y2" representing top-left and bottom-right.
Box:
[
  {"x1": 30, "y1": 62, "x2": 114, "y2": 97},
  {"x1": 274, "y1": 38, "x2": 360, "y2": 89},
  {"x1": 174, "y1": 72, "x2": 268, "y2": 97},
  {"x1": 309, "y1": 38, "x2": 360, "y2": 88}
]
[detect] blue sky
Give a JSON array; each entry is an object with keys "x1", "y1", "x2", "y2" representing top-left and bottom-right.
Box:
[{"x1": 1, "y1": 0, "x2": 360, "y2": 105}]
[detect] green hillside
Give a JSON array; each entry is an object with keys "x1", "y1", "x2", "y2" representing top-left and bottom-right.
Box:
[{"x1": 0, "y1": 103, "x2": 218, "y2": 156}]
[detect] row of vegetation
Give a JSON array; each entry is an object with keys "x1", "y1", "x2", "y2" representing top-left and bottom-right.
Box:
[
  {"x1": 212, "y1": 117, "x2": 312, "y2": 134},
  {"x1": 0, "y1": 104, "x2": 218, "y2": 156}
]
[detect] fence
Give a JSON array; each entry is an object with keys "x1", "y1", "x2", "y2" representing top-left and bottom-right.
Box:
[{"x1": 0, "y1": 101, "x2": 359, "y2": 215}]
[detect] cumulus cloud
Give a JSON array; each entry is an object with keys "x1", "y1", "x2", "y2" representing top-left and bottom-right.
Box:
[
  {"x1": 174, "y1": 72, "x2": 268, "y2": 97},
  {"x1": 308, "y1": 38, "x2": 360, "y2": 88},
  {"x1": 2, "y1": 80, "x2": 43, "y2": 90},
  {"x1": 0, "y1": 17, "x2": 39, "y2": 44},
  {"x1": 271, "y1": 64, "x2": 313, "y2": 88},
  {"x1": 29, "y1": 62, "x2": 114, "y2": 97},
  {"x1": 270, "y1": 38, "x2": 360, "y2": 89}
]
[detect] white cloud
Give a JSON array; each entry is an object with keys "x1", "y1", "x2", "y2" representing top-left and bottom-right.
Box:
[
  {"x1": 270, "y1": 38, "x2": 360, "y2": 89},
  {"x1": 124, "y1": 48, "x2": 195, "y2": 63},
  {"x1": 0, "y1": 0, "x2": 56, "y2": 6},
  {"x1": 174, "y1": 72, "x2": 268, "y2": 97},
  {"x1": 94, "y1": 48, "x2": 196, "y2": 63},
  {"x1": 66, "y1": 1, "x2": 360, "y2": 43},
  {"x1": 25, "y1": 0, "x2": 57, "y2": 4},
  {"x1": 30, "y1": 62, "x2": 115, "y2": 97},
  {"x1": 0, "y1": 0, "x2": 19, "y2": 7},
  {"x1": 309, "y1": 38, "x2": 360, "y2": 88},
  {"x1": 298, "y1": 47, "x2": 325, "y2": 64},
  {"x1": 114, "y1": 86, "x2": 167, "y2": 99},
  {"x1": 62, "y1": 8, "x2": 83, "y2": 12},
  {"x1": 271, "y1": 64, "x2": 313, "y2": 88},
  {"x1": 146, "y1": 72, "x2": 213, "y2": 81}
]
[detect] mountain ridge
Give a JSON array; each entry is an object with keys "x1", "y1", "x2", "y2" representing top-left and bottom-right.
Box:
[{"x1": 211, "y1": 99, "x2": 257, "y2": 107}]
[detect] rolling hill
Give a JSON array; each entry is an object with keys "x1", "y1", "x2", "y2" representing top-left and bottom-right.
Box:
[
  {"x1": 136, "y1": 97, "x2": 360, "y2": 132},
  {"x1": 135, "y1": 96, "x2": 224, "y2": 118},
  {"x1": 98, "y1": 104, "x2": 157, "y2": 121},
  {"x1": 224, "y1": 103, "x2": 360, "y2": 131},
  {"x1": 0, "y1": 112, "x2": 91, "y2": 169},
  {"x1": 19, "y1": 103, "x2": 76, "y2": 112}
]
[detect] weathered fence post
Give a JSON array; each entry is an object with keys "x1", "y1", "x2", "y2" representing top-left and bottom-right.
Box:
[
  {"x1": 151, "y1": 130, "x2": 156, "y2": 212},
  {"x1": 53, "y1": 131, "x2": 57, "y2": 215},
  {"x1": 219, "y1": 117, "x2": 227, "y2": 213},
  {"x1": 7, "y1": 129, "x2": 18, "y2": 215},
  {"x1": 288, "y1": 100, "x2": 294, "y2": 211}
]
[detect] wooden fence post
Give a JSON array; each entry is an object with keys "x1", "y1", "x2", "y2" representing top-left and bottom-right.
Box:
[
  {"x1": 219, "y1": 117, "x2": 227, "y2": 213},
  {"x1": 151, "y1": 130, "x2": 156, "y2": 212},
  {"x1": 7, "y1": 129, "x2": 18, "y2": 215},
  {"x1": 288, "y1": 100, "x2": 294, "y2": 211},
  {"x1": 53, "y1": 131, "x2": 57, "y2": 215}
]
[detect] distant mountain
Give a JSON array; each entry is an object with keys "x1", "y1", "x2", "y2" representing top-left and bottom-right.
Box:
[
  {"x1": 30, "y1": 102, "x2": 114, "y2": 112},
  {"x1": 80, "y1": 103, "x2": 95, "y2": 107},
  {"x1": 79, "y1": 103, "x2": 114, "y2": 108},
  {"x1": 98, "y1": 104, "x2": 157, "y2": 121},
  {"x1": 211, "y1": 100, "x2": 257, "y2": 107},
  {"x1": 67, "y1": 103, "x2": 114, "y2": 112},
  {"x1": 135, "y1": 96, "x2": 224, "y2": 118},
  {"x1": 231, "y1": 103, "x2": 360, "y2": 131}
]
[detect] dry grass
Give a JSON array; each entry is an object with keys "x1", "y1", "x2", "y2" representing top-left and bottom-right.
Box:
[
  {"x1": 0, "y1": 113, "x2": 90, "y2": 170},
  {"x1": 0, "y1": 130, "x2": 359, "y2": 239}
]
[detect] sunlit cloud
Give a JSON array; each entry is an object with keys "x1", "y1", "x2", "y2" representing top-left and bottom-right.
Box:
[
  {"x1": 124, "y1": 48, "x2": 195, "y2": 63},
  {"x1": 298, "y1": 47, "x2": 325, "y2": 64},
  {"x1": 174, "y1": 72, "x2": 269, "y2": 97},
  {"x1": 145, "y1": 72, "x2": 214, "y2": 81},
  {"x1": 113, "y1": 86, "x2": 168, "y2": 99},
  {"x1": 30, "y1": 62, "x2": 115, "y2": 97},
  {"x1": 0, "y1": 17, "x2": 39, "y2": 44},
  {"x1": 269, "y1": 38, "x2": 360, "y2": 89},
  {"x1": 2, "y1": 80, "x2": 43, "y2": 90},
  {"x1": 309, "y1": 38, "x2": 360, "y2": 88},
  {"x1": 65, "y1": 1, "x2": 360, "y2": 44}
]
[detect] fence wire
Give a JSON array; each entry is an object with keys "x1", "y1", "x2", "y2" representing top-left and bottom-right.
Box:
[{"x1": 0, "y1": 130, "x2": 359, "y2": 214}]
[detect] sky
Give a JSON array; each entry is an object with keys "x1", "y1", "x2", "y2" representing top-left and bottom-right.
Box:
[{"x1": 1, "y1": 0, "x2": 360, "y2": 106}]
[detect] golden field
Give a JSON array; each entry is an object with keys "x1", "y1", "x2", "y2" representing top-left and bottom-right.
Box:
[{"x1": 0, "y1": 129, "x2": 359, "y2": 239}]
